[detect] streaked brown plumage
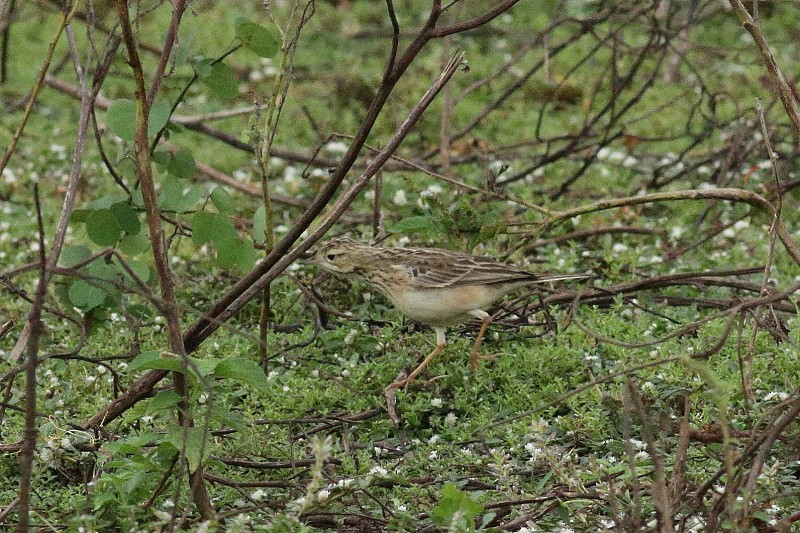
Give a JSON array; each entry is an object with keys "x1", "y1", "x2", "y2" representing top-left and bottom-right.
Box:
[{"x1": 308, "y1": 238, "x2": 588, "y2": 386}]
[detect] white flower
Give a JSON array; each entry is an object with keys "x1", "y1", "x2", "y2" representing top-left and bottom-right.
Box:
[
  {"x1": 317, "y1": 489, "x2": 330, "y2": 501},
  {"x1": 250, "y1": 489, "x2": 266, "y2": 501},
  {"x1": 369, "y1": 465, "x2": 388, "y2": 477},
  {"x1": 763, "y1": 391, "x2": 788, "y2": 402},
  {"x1": 392, "y1": 189, "x2": 408, "y2": 206},
  {"x1": 324, "y1": 142, "x2": 349, "y2": 155},
  {"x1": 344, "y1": 329, "x2": 359, "y2": 345},
  {"x1": 430, "y1": 398, "x2": 443, "y2": 408}
]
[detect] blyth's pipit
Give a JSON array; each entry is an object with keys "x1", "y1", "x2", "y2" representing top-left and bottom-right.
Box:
[{"x1": 307, "y1": 238, "x2": 588, "y2": 390}]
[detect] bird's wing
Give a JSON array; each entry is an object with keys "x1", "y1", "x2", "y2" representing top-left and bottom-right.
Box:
[{"x1": 389, "y1": 249, "x2": 536, "y2": 289}]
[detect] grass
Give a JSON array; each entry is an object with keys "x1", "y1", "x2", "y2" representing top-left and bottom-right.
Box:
[{"x1": 2, "y1": 0, "x2": 800, "y2": 531}]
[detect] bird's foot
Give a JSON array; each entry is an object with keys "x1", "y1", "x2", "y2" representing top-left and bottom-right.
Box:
[
  {"x1": 469, "y1": 351, "x2": 497, "y2": 374},
  {"x1": 383, "y1": 372, "x2": 444, "y2": 425},
  {"x1": 384, "y1": 371, "x2": 408, "y2": 425}
]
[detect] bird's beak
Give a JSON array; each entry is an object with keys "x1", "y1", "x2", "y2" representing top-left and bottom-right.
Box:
[{"x1": 298, "y1": 252, "x2": 316, "y2": 265}]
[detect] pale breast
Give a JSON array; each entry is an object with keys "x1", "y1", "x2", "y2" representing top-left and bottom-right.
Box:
[{"x1": 384, "y1": 285, "x2": 506, "y2": 326}]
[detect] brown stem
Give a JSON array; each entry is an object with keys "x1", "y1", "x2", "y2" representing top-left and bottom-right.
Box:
[
  {"x1": 114, "y1": 0, "x2": 213, "y2": 519},
  {"x1": 0, "y1": 2, "x2": 76, "y2": 173},
  {"x1": 16, "y1": 185, "x2": 46, "y2": 531},
  {"x1": 728, "y1": 0, "x2": 800, "y2": 142},
  {"x1": 146, "y1": 0, "x2": 186, "y2": 105}
]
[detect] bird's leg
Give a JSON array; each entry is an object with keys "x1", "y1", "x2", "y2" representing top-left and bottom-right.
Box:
[
  {"x1": 404, "y1": 327, "x2": 446, "y2": 388},
  {"x1": 468, "y1": 310, "x2": 491, "y2": 374},
  {"x1": 386, "y1": 327, "x2": 447, "y2": 391}
]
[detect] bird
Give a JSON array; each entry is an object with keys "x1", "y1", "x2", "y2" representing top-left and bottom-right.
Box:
[{"x1": 306, "y1": 237, "x2": 588, "y2": 388}]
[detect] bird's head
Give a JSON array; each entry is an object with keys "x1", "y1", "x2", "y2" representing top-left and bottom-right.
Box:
[{"x1": 306, "y1": 238, "x2": 369, "y2": 275}]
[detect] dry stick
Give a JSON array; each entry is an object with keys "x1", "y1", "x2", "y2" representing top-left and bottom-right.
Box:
[
  {"x1": 728, "y1": 0, "x2": 800, "y2": 142},
  {"x1": 0, "y1": 2, "x2": 76, "y2": 173},
  {"x1": 437, "y1": 2, "x2": 460, "y2": 178},
  {"x1": 735, "y1": 96, "x2": 786, "y2": 528},
  {"x1": 626, "y1": 380, "x2": 673, "y2": 532},
  {"x1": 620, "y1": 384, "x2": 643, "y2": 531},
  {"x1": 145, "y1": 0, "x2": 185, "y2": 105},
  {"x1": 15, "y1": 20, "x2": 98, "y2": 528},
  {"x1": 82, "y1": 1, "x2": 532, "y2": 428},
  {"x1": 669, "y1": 396, "x2": 692, "y2": 512},
  {"x1": 543, "y1": 188, "x2": 800, "y2": 266},
  {"x1": 256, "y1": 1, "x2": 306, "y2": 363},
  {"x1": 338, "y1": 138, "x2": 552, "y2": 215},
  {"x1": 43, "y1": 74, "x2": 342, "y2": 169},
  {"x1": 372, "y1": 171, "x2": 383, "y2": 241},
  {"x1": 113, "y1": 0, "x2": 213, "y2": 519},
  {"x1": 16, "y1": 186, "x2": 46, "y2": 532},
  {"x1": 742, "y1": 99, "x2": 784, "y2": 403}
]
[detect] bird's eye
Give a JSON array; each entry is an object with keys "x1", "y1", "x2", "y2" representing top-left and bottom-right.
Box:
[{"x1": 326, "y1": 253, "x2": 336, "y2": 261}]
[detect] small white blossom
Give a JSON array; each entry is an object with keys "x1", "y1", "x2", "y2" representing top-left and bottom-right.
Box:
[
  {"x1": 369, "y1": 465, "x2": 388, "y2": 477},
  {"x1": 392, "y1": 189, "x2": 408, "y2": 206}
]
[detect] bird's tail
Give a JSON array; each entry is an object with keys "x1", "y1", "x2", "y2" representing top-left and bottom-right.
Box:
[{"x1": 531, "y1": 272, "x2": 591, "y2": 284}]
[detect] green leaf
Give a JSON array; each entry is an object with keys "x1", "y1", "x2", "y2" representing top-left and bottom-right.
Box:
[
  {"x1": 171, "y1": 149, "x2": 196, "y2": 179},
  {"x1": 153, "y1": 149, "x2": 195, "y2": 179},
  {"x1": 193, "y1": 57, "x2": 212, "y2": 77},
  {"x1": 210, "y1": 187, "x2": 235, "y2": 215},
  {"x1": 69, "y1": 209, "x2": 92, "y2": 223},
  {"x1": 60, "y1": 245, "x2": 92, "y2": 267},
  {"x1": 106, "y1": 99, "x2": 172, "y2": 140},
  {"x1": 252, "y1": 205, "x2": 266, "y2": 245},
  {"x1": 430, "y1": 483, "x2": 484, "y2": 528},
  {"x1": 147, "y1": 391, "x2": 181, "y2": 414},
  {"x1": 199, "y1": 61, "x2": 238, "y2": 99},
  {"x1": 119, "y1": 231, "x2": 150, "y2": 257},
  {"x1": 209, "y1": 402, "x2": 249, "y2": 435},
  {"x1": 190, "y1": 357, "x2": 221, "y2": 377},
  {"x1": 68, "y1": 279, "x2": 107, "y2": 311},
  {"x1": 175, "y1": 16, "x2": 198, "y2": 66},
  {"x1": 158, "y1": 179, "x2": 204, "y2": 213},
  {"x1": 125, "y1": 303, "x2": 152, "y2": 321},
  {"x1": 157, "y1": 177, "x2": 183, "y2": 211},
  {"x1": 110, "y1": 203, "x2": 141, "y2": 235},
  {"x1": 192, "y1": 212, "x2": 235, "y2": 246},
  {"x1": 234, "y1": 241, "x2": 258, "y2": 272},
  {"x1": 148, "y1": 101, "x2": 172, "y2": 137},
  {"x1": 215, "y1": 236, "x2": 257, "y2": 271},
  {"x1": 166, "y1": 423, "x2": 208, "y2": 473},
  {"x1": 175, "y1": 184, "x2": 206, "y2": 213},
  {"x1": 214, "y1": 358, "x2": 270, "y2": 392},
  {"x1": 86, "y1": 209, "x2": 122, "y2": 246},
  {"x1": 124, "y1": 260, "x2": 151, "y2": 286},
  {"x1": 389, "y1": 215, "x2": 441, "y2": 235},
  {"x1": 128, "y1": 351, "x2": 184, "y2": 373},
  {"x1": 235, "y1": 21, "x2": 281, "y2": 58},
  {"x1": 107, "y1": 99, "x2": 136, "y2": 141},
  {"x1": 89, "y1": 194, "x2": 129, "y2": 210}
]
